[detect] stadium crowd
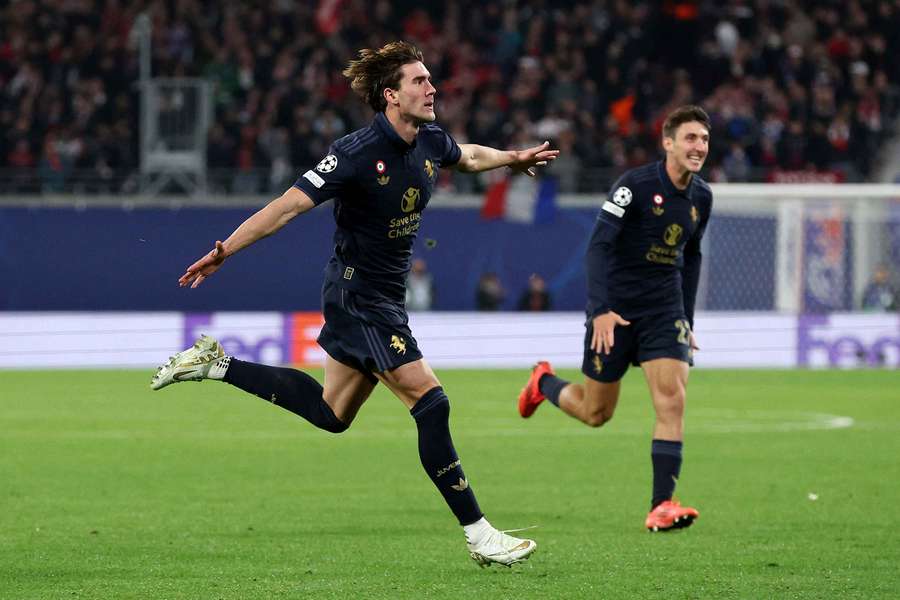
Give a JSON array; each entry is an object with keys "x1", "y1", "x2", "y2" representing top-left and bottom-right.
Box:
[{"x1": 1, "y1": 0, "x2": 899, "y2": 194}]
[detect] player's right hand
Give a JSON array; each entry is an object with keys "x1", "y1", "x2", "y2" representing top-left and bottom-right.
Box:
[
  {"x1": 591, "y1": 311, "x2": 631, "y2": 355},
  {"x1": 179, "y1": 240, "x2": 227, "y2": 289}
]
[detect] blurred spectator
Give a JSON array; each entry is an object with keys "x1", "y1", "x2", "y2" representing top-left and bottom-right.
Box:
[
  {"x1": 517, "y1": 273, "x2": 551, "y2": 312},
  {"x1": 861, "y1": 265, "x2": 897, "y2": 312},
  {"x1": 405, "y1": 258, "x2": 435, "y2": 312},
  {"x1": 1, "y1": 1, "x2": 900, "y2": 193},
  {"x1": 475, "y1": 272, "x2": 505, "y2": 311}
]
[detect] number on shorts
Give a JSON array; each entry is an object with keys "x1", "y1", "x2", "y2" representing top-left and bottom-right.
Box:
[{"x1": 674, "y1": 319, "x2": 691, "y2": 346}]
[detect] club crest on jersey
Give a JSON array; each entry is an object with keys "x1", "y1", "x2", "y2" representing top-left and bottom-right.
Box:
[
  {"x1": 390, "y1": 335, "x2": 407, "y2": 355},
  {"x1": 424, "y1": 159, "x2": 434, "y2": 180},
  {"x1": 691, "y1": 205, "x2": 699, "y2": 223},
  {"x1": 612, "y1": 186, "x2": 632, "y2": 207},
  {"x1": 375, "y1": 160, "x2": 390, "y2": 185},
  {"x1": 401, "y1": 187, "x2": 420, "y2": 213},
  {"x1": 316, "y1": 154, "x2": 337, "y2": 173},
  {"x1": 664, "y1": 223, "x2": 683, "y2": 246},
  {"x1": 652, "y1": 194, "x2": 665, "y2": 216}
]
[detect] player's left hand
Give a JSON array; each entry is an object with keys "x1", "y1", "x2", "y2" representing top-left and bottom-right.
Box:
[{"x1": 509, "y1": 141, "x2": 560, "y2": 177}]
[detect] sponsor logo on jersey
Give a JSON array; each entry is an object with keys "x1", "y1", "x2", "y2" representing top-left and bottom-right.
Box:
[
  {"x1": 390, "y1": 334, "x2": 407, "y2": 355},
  {"x1": 664, "y1": 223, "x2": 684, "y2": 246},
  {"x1": 424, "y1": 158, "x2": 434, "y2": 180},
  {"x1": 612, "y1": 186, "x2": 632, "y2": 207},
  {"x1": 401, "y1": 187, "x2": 420, "y2": 213},
  {"x1": 316, "y1": 154, "x2": 338, "y2": 173}
]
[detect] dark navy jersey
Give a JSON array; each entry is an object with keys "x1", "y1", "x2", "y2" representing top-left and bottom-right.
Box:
[
  {"x1": 585, "y1": 161, "x2": 713, "y2": 325},
  {"x1": 293, "y1": 112, "x2": 461, "y2": 303}
]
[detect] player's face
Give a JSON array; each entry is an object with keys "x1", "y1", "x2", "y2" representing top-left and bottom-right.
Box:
[
  {"x1": 664, "y1": 121, "x2": 710, "y2": 174},
  {"x1": 392, "y1": 61, "x2": 436, "y2": 124}
]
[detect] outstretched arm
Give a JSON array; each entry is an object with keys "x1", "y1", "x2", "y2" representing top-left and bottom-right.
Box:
[
  {"x1": 453, "y1": 141, "x2": 559, "y2": 177},
  {"x1": 179, "y1": 186, "x2": 315, "y2": 288}
]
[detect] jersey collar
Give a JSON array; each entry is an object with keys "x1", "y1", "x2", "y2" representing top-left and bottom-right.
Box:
[
  {"x1": 374, "y1": 112, "x2": 417, "y2": 151},
  {"x1": 657, "y1": 160, "x2": 694, "y2": 200}
]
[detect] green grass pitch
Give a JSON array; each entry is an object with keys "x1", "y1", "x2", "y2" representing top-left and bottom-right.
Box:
[{"x1": 2, "y1": 368, "x2": 899, "y2": 599}]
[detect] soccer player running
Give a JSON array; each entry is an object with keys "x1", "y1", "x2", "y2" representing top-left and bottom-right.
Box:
[
  {"x1": 151, "y1": 41, "x2": 558, "y2": 566},
  {"x1": 518, "y1": 105, "x2": 712, "y2": 532}
]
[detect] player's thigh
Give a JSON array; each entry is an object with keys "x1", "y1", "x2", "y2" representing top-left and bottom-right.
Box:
[
  {"x1": 641, "y1": 357, "x2": 689, "y2": 417},
  {"x1": 323, "y1": 355, "x2": 378, "y2": 423},
  {"x1": 376, "y1": 358, "x2": 441, "y2": 409},
  {"x1": 582, "y1": 377, "x2": 622, "y2": 418}
]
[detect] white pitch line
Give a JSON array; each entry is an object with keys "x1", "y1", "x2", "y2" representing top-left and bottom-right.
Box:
[{"x1": 0, "y1": 411, "x2": 855, "y2": 440}]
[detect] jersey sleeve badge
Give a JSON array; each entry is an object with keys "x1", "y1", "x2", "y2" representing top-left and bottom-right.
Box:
[{"x1": 316, "y1": 154, "x2": 338, "y2": 173}]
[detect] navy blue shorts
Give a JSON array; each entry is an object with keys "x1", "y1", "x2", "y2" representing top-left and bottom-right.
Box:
[
  {"x1": 317, "y1": 281, "x2": 423, "y2": 383},
  {"x1": 582, "y1": 311, "x2": 693, "y2": 383}
]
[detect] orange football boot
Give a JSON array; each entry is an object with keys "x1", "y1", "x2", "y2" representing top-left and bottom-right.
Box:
[
  {"x1": 645, "y1": 500, "x2": 699, "y2": 532},
  {"x1": 518, "y1": 361, "x2": 555, "y2": 418}
]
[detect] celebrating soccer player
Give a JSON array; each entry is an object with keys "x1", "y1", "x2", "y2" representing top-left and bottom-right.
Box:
[
  {"x1": 518, "y1": 105, "x2": 712, "y2": 532},
  {"x1": 151, "y1": 41, "x2": 557, "y2": 566}
]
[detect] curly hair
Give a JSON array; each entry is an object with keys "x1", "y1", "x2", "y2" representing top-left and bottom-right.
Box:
[
  {"x1": 662, "y1": 105, "x2": 711, "y2": 139},
  {"x1": 342, "y1": 41, "x2": 424, "y2": 112}
]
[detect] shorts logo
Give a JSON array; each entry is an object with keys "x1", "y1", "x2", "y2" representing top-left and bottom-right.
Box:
[
  {"x1": 401, "y1": 187, "x2": 420, "y2": 213},
  {"x1": 592, "y1": 355, "x2": 603, "y2": 374},
  {"x1": 316, "y1": 154, "x2": 338, "y2": 173},
  {"x1": 424, "y1": 159, "x2": 434, "y2": 180},
  {"x1": 652, "y1": 194, "x2": 665, "y2": 216},
  {"x1": 664, "y1": 223, "x2": 683, "y2": 246},
  {"x1": 376, "y1": 160, "x2": 390, "y2": 185},
  {"x1": 390, "y1": 334, "x2": 407, "y2": 355},
  {"x1": 343, "y1": 267, "x2": 355, "y2": 280},
  {"x1": 612, "y1": 186, "x2": 632, "y2": 207}
]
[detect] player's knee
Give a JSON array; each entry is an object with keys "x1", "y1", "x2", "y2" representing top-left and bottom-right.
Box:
[
  {"x1": 655, "y1": 395, "x2": 685, "y2": 424},
  {"x1": 584, "y1": 406, "x2": 614, "y2": 428}
]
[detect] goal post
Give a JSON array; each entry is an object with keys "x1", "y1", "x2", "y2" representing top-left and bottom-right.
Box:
[{"x1": 703, "y1": 184, "x2": 900, "y2": 313}]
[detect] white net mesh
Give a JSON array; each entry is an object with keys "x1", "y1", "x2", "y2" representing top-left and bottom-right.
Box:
[{"x1": 696, "y1": 185, "x2": 900, "y2": 313}]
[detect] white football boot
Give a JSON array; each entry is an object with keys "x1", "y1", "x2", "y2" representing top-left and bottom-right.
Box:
[
  {"x1": 150, "y1": 335, "x2": 229, "y2": 390},
  {"x1": 466, "y1": 522, "x2": 537, "y2": 567}
]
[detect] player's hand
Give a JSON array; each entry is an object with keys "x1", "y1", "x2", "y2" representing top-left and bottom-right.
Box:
[
  {"x1": 179, "y1": 240, "x2": 227, "y2": 289},
  {"x1": 591, "y1": 311, "x2": 631, "y2": 355},
  {"x1": 509, "y1": 141, "x2": 560, "y2": 177}
]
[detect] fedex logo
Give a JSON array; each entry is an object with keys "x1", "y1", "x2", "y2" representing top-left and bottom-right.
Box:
[
  {"x1": 184, "y1": 313, "x2": 290, "y2": 364},
  {"x1": 797, "y1": 314, "x2": 900, "y2": 367},
  {"x1": 183, "y1": 312, "x2": 325, "y2": 367}
]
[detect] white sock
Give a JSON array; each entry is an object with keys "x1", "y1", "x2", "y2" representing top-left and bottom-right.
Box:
[
  {"x1": 207, "y1": 356, "x2": 231, "y2": 380},
  {"x1": 463, "y1": 517, "x2": 493, "y2": 544}
]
